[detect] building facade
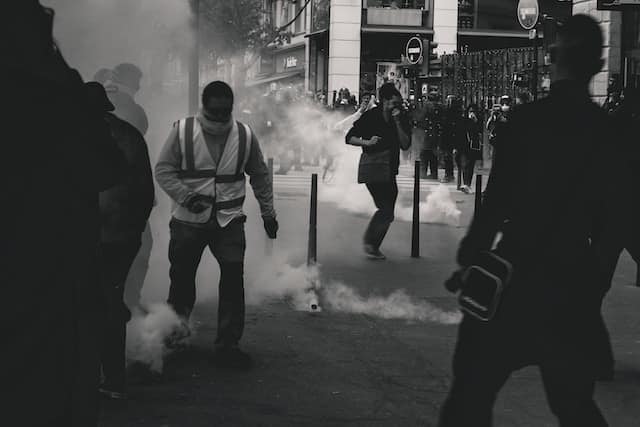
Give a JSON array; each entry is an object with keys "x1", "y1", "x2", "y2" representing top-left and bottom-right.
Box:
[
  {"x1": 573, "y1": 0, "x2": 640, "y2": 103},
  {"x1": 254, "y1": 0, "x2": 639, "y2": 104}
]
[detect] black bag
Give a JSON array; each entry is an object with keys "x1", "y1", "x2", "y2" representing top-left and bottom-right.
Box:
[
  {"x1": 357, "y1": 149, "x2": 392, "y2": 183},
  {"x1": 458, "y1": 251, "x2": 513, "y2": 321}
]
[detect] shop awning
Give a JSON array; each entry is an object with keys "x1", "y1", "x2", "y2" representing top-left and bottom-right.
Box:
[
  {"x1": 246, "y1": 70, "x2": 304, "y2": 87},
  {"x1": 458, "y1": 29, "x2": 530, "y2": 38}
]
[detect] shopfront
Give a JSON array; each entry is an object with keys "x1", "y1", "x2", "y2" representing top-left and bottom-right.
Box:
[{"x1": 248, "y1": 45, "x2": 306, "y2": 93}]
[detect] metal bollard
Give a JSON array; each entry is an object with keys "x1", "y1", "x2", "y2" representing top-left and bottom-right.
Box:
[
  {"x1": 411, "y1": 160, "x2": 421, "y2": 258},
  {"x1": 308, "y1": 173, "x2": 318, "y2": 266},
  {"x1": 268, "y1": 157, "x2": 274, "y2": 177},
  {"x1": 474, "y1": 174, "x2": 483, "y2": 217},
  {"x1": 266, "y1": 158, "x2": 275, "y2": 256},
  {"x1": 636, "y1": 263, "x2": 640, "y2": 287}
]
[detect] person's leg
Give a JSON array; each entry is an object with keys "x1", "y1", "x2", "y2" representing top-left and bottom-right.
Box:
[
  {"x1": 428, "y1": 149, "x2": 438, "y2": 178},
  {"x1": 463, "y1": 154, "x2": 476, "y2": 187},
  {"x1": 211, "y1": 218, "x2": 247, "y2": 348},
  {"x1": 99, "y1": 239, "x2": 140, "y2": 396},
  {"x1": 539, "y1": 362, "x2": 608, "y2": 427},
  {"x1": 124, "y1": 222, "x2": 153, "y2": 311},
  {"x1": 363, "y1": 180, "x2": 398, "y2": 250},
  {"x1": 167, "y1": 220, "x2": 208, "y2": 319},
  {"x1": 444, "y1": 150, "x2": 454, "y2": 179},
  {"x1": 439, "y1": 318, "x2": 513, "y2": 427}
]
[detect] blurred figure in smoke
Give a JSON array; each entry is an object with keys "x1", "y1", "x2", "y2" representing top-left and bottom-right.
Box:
[
  {"x1": 455, "y1": 104, "x2": 482, "y2": 193},
  {"x1": 86, "y1": 82, "x2": 154, "y2": 400},
  {"x1": 2, "y1": 2, "x2": 125, "y2": 425},
  {"x1": 155, "y1": 81, "x2": 278, "y2": 369},
  {"x1": 96, "y1": 63, "x2": 154, "y2": 314},
  {"x1": 486, "y1": 94, "x2": 511, "y2": 149},
  {"x1": 442, "y1": 97, "x2": 464, "y2": 185},
  {"x1": 346, "y1": 83, "x2": 411, "y2": 260},
  {"x1": 439, "y1": 15, "x2": 630, "y2": 426},
  {"x1": 108, "y1": 63, "x2": 149, "y2": 136}
]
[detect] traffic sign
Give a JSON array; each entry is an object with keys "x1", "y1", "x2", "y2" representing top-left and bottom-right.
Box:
[
  {"x1": 405, "y1": 37, "x2": 423, "y2": 65},
  {"x1": 517, "y1": 0, "x2": 539, "y2": 30}
]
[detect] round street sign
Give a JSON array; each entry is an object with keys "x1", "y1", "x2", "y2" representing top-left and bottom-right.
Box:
[
  {"x1": 405, "y1": 37, "x2": 423, "y2": 65},
  {"x1": 517, "y1": 0, "x2": 539, "y2": 30}
]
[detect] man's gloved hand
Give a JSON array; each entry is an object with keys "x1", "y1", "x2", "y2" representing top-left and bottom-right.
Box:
[
  {"x1": 184, "y1": 193, "x2": 214, "y2": 214},
  {"x1": 263, "y1": 216, "x2": 279, "y2": 239}
]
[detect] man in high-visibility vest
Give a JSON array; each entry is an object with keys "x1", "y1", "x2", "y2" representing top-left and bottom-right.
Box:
[{"x1": 156, "y1": 81, "x2": 278, "y2": 369}]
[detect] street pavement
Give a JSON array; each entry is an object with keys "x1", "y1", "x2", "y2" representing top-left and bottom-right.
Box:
[{"x1": 99, "y1": 167, "x2": 640, "y2": 427}]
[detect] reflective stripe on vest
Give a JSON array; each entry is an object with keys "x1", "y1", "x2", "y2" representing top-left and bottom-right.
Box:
[{"x1": 173, "y1": 119, "x2": 252, "y2": 225}]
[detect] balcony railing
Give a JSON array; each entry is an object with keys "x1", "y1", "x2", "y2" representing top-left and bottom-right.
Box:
[{"x1": 362, "y1": 1, "x2": 429, "y2": 28}]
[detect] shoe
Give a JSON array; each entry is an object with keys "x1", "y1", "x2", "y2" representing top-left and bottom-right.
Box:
[
  {"x1": 364, "y1": 244, "x2": 386, "y2": 260},
  {"x1": 460, "y1": 185, "x2": 471, "y2": 194},
  {"x1": 164, "y1": 318, "x2": 192, "y2": 350},
  {"x1": 214, "y1": 345, "x2": 253, "y2": 370},
  {"x1": 99, "y1": 385, "x2": 127, "y2": 400}
]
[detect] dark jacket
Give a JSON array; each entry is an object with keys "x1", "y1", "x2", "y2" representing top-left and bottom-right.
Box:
[
  {"x1": 99, "y1": 113, "x2": 154, "y2": 242},
  {"x1": 457, "y1": 80, "x2": 632, "y2": 371},
  {"x1": 345, "y1": 106, "x2": 411, "y2": 176},
  {"x1": 109, "y1": 91, "x2": 149, "y2": 136},
  {"x1": 3, "y1": 43, "x2": 125, "y2": 426}
]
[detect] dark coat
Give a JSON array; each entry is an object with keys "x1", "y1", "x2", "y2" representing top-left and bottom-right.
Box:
[
  {"x1": 2, "y1": 37, "x2": 125, "y2": 427},
  {"x1": 99, "y1": 114, "x2": 154, "y2": 242},
  {"x1": 457, "y1": 80, "x2": 632, "y2": 373}
]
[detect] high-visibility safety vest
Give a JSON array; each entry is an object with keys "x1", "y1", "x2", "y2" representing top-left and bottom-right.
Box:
[{"x1": 172, "y1": 117, "x2": 252, "y2": 226}]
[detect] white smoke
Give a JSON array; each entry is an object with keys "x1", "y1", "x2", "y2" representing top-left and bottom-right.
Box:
[
  {"x1": 247, "y1": 255, "x2": 460, "y2": 325},
  {"x1": 126, "y1": 303, "x2": 185, "y2": 373},
  {"x1": 396, "y1": 184, "x2": 462, "y2": 226},
  {"x1": 323, "y1": 282, "x2": 461, "y2": 325},
  {"x1": 245, "y1": 253, "x2": 320, "y2": 311}
]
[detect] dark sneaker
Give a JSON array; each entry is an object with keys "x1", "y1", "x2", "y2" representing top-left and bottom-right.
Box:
[
  {"x1": 164, "y1": 318, "x2": 192, "y2": 350},
  {"x1": 99, "y1": 385, "x2": 127, "y2": 400},
  {"x1": 214, "y1": 345, "x2": 253, "y2": 370},
  {"x1": 364, "y1": 244, "x2": 386, "y2": 260}
]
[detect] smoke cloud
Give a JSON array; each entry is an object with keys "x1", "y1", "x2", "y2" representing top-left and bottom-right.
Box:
[{"x1": 126, "y1": 303, "x2": 184, "y2": 373}]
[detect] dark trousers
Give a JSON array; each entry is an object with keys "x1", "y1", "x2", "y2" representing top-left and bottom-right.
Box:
[
  {"x1": 420, "y1": 149, "x2": 438, "y2": 178},
  {"x1": 442, "y1": 149, "x2": 455, "y2": 178},
  {"x1": 439, "y1": 317, "x2": 607, "y2": 427},
  {"x1": 124, "y1": 222, "x2": 152, "y2": 309},
  {"x1": 455, "y1": 151, "x2": 477, "y2": 187},
  {"x1": 364, "y1": 179, "x2": 398, "y2": 250},
  {"x1": 99, "y1": 239, "x2": 140, "y2": 390},
  {"x1": 167, "y1": 218, "x2": 246, "y2": 347}
]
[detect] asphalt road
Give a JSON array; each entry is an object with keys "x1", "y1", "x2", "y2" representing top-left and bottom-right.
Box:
[{"x1": 100, "y1": 172, "x2": 640, "y2": 427}]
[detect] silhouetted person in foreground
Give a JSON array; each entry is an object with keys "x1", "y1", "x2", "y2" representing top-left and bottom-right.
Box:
[
  {"x1": 2, "y1": 2, "x2": 125, "y2": 425},
  {"x1": 439, "y1": 15, "x2": 631, "y2": 426},
  {"x1": 86, "y1": 82, "x2": 154, "y2": 400}
]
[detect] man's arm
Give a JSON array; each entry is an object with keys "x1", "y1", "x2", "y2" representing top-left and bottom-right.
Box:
[
  {"x1": 393, "y1": 111, "x2": 411, "y2": 150},
  {"x1": 245, "y1": 131, "x2": 276, "y2": 219},
  {"x1": 154, "y1": 125, "x2": 193, "y2": 205},
  {"x1": 345, "y1": 114, "x2": 378, "y2": 147}
]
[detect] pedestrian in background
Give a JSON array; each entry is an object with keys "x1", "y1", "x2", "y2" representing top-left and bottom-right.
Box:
[
  {"x1": 456, "y1": 104, "x2": 482, "y2": 193},
  {"x1": 86, "y1": 82, "x2": 154, "y2": 400},
  {"x1": 346, "y1": 83, "x2": 411, "y2": 260},
  {"x1": 439, "y1": 15, "x2": 630, "y2": 426}
]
